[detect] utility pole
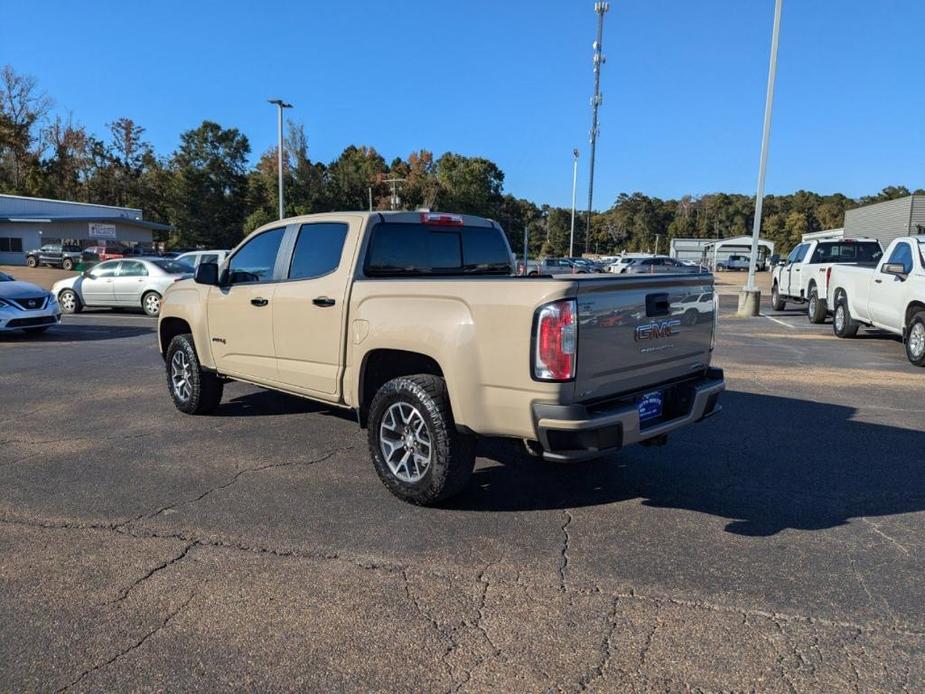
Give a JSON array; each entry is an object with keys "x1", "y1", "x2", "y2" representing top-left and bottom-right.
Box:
[
  {"x1": 654, "y1": 234, "x2": 662, "y2": 256},
  {"x1": 585, "y1": 1, "x2": 609, "y2": 253},
  {"x1": 569, "y1": 148, "x2": 579, "y2": 258},
  {"x1": 267, "y1": 99, "x2": 293, "y2": 220},
  {"x1": 382, "y1": 176, "x2": 405, "y2": 211},
  {"x1": 741, "y1": 0, "x2": 783, "y2": 316}
]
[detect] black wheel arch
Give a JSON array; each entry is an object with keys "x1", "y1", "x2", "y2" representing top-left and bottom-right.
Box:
[{"x1": 358, "y1": 349, "x2": 444, "y2": 428}]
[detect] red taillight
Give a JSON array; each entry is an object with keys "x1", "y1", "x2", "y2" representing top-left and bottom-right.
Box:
[
  {"x1": 420, "y1": 212, "x2": 464, "y2": 226},
  {"x1": 534, "y1": 299, "x2": 577, "y2": 381}
]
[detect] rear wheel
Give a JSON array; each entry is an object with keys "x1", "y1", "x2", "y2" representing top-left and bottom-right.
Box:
[
  {"x1": 771, "y1": 283, "x2": 786, "y2": 311},
  {"x1": 833, "y1": 296, "x2": 859, "y2": 338},
  {"x1": 367, "y1": 374, "x2": 475, "y2": 505},
  {"x1": 807, "y1": 286, "x2": 827, "y2": 323},
  {"x1": 166, "y1": 334, "x2": 223, "y2": 414},
  {"x1": 58, "y1": 289, "x2": 82, "y2": 314},
  {"x1": 26, "y1": 256, "x2": 37, "y2": 268},
  {"x1": 142, "y1": 291, "x2": 161, "y2": 317},
  {"x1": 905, "y1": 311, "x2": 925, "y2": 367},
  {"x1": 62, "y1": 258, "x2": 74, "y2": 271}
]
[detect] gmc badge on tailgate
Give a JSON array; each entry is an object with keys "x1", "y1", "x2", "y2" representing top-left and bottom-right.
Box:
[{"x1": 634, "y1": 318, "x2": 681, "y2": 342}]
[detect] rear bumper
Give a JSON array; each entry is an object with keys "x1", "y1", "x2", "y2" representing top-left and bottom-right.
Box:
[{"x1": 532, "y1": 368, "x2": 725, "y2": 462}]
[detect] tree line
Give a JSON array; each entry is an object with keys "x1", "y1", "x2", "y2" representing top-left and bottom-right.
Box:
[{"x1": 1, "y1": 65, "x2": 920, "y2": 255}]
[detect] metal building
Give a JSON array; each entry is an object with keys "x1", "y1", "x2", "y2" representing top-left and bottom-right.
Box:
[
  {"x1": 843, "y1": 195, "x2": 925, "y2": 248},
  {"x1": 0, "y1": 194, "x2": 170, "y2": 265},
  {"x1": 669, "y1": 237, "x2": 718, "y2": 264}
]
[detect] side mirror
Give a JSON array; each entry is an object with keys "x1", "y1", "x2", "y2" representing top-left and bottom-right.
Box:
[
  {"x1": 194, "y1": 262, "x2": 220, "y2": 286},
  {"x1": 882, "y1": 263, "x2": 907, "y2": 278}
]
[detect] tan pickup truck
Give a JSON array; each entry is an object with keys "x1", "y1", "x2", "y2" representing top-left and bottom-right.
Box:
[{"x1": 158, "y1": 211, "x2": 724, "y2": 504}]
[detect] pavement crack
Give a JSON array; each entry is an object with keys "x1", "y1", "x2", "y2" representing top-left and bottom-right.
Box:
[
  {"x1": 577, "y1": 595, "x2": 620, "y2": 691},
  {"x1": 558, "y1": 509, "x2": 573, "y2": 593},
  {"x1": 124, "y1": 449, "x2": 344, "y2": 525},
  {"x1": 107, "y1": 541, "x2": 197, "y2": 605},
  {"x1": 56, "y1": 590, "x2": 199, "y2": 692},
  {"x1": 861, "y1": 517, "x2": 910, "y2": 555},
  {"x1": 400, "y1": 569, "x2": 460, "y2": 690}
]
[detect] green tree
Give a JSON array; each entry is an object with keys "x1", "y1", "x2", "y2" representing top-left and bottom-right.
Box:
[
  {"x1": 434, "y1": 153, "x2": 504, "y2": 217},
  {"x1": 169, "y1": 120, "x2": 251, "y2": 247}
]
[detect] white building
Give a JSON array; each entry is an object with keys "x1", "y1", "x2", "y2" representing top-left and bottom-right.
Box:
[{"x1": 0, "y1": 194, "x2": 170, "y2": 265}]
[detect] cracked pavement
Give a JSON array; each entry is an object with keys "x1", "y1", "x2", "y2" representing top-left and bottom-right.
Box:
[{"x1": 1, "y1": 306, "x2": 923, "y2": 692}]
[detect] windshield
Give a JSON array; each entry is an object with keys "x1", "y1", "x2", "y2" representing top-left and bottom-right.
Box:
[
  {"x1": 365, "y1": 223, "x2": 512, "y2": 276},
  {"x1": 151, "y1": 259, "x2": 194, "y2": 274}
]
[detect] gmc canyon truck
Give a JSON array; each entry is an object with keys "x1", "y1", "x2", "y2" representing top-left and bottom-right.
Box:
[
  {"x1": 771, "y1": 238, "x2": 883, "y2": 322},
  {"x1": 158, "y1": 211, "x2": 724, "y2": 504},
  {"x1": 829, "y1": 236, "x2": 925, "y2": 366}
]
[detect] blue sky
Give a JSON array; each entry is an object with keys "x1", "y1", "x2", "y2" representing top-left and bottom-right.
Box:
[{"x1": 3, "y1": 1, "x2": 923, "y2": 208}]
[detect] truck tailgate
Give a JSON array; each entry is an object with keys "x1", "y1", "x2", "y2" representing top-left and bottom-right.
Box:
[{"x1": 574, "y1": 275, "x2": 715, "y2": 401}]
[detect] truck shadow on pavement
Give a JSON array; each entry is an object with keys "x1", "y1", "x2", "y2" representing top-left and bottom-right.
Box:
[{"x1": 450, "y1": 390, "x2": 925, "y2": 536}]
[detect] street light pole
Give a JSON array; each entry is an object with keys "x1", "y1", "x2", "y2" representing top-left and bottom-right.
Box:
[
  {"x1": 585, "y1": 1, "x2": 610, "y2": 253},
  {"x1": 268, "y1": 99, "x2": 293, "y2": 220},
  {"x1": 569, "y1": 148, "x2": 579, "y2": 258},
  {"x1": 742, "y1": 0, "x2": 783, "y2": 312}
]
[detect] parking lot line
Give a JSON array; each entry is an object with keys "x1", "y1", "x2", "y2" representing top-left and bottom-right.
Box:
[{"x1": 761, "y1": 314, "x2": 797, "y2": 329}]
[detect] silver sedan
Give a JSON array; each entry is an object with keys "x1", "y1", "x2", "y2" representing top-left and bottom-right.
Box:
[{"x1": 51, "y1": 258, "x2": 194, "y2": 317}]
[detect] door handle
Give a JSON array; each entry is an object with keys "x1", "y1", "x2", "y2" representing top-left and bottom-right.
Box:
[
  {"x1": 313, "y1": 296, "x2": 336, "y2": 307},
  {"x1": 250, "y1": 297, "x2": 269, "y2": 307}
]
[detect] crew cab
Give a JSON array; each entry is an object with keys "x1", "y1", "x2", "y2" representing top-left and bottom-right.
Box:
[
  {"x1": 771, "y1": 238, "x2": 883, "y2": 323},
  {"x1": 25, "y1": 244, "x2": 82, "y2": 270},
  {"x1": 829, "y1": 236, "x2": 925, "y2": 365},
  {"x1": 158, "y1": 212, "x2": 724, "y2": 504}
]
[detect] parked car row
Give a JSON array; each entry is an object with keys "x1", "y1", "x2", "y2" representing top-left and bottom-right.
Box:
[{"x1": 24, "y1": 243, "x2": 212, "y2": 269}]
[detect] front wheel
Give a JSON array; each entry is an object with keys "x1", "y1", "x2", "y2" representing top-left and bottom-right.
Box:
[
  {"x1": 142, "y1": 291, "x2": 162, "y2": 317},
  {"x1": 905, "y1": 311, "x2": 925, "y2": 367},
  {"x1": 807, "y1": 287, "x2": 827, "y2": 323},
  {"x1": 62, "y1": 258, "x2": 74, "y2": 271},
  {"x1": 166, "y1": 334, "x2": 223, "y2": 414},
  {"x1": 833, "y1": 298, "x2": 859, "y2": 338},
  {"x1": 367, "y1": 374, "x2": 475, "y2": 505},
  {"x1": 771, "y1": 283, "x2": 786, "y2": 311},
  {"x1": 26, "y1": 256, "x2": 38, "y2": 268}
]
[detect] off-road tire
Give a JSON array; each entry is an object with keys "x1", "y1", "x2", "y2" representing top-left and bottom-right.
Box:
[
  {"x1": 367, "y1": 374, "x2": 475, "y2": 505},
  {"x1": 166, "y1": 334, "x2": 223, "y2": 414},
  {"x1": 904, "y1": 311, "x2": 925, "y2": 367},
  {"x1": 61, "y1": 258, "x2": 74, "y2": 271},
  {"x1": 771, "y1": 283, "x2": 786, "y2": 311},
  {"x1": 833, "y1": 296, "x2": 859, "y2": 338},
  {"x1": 26, "y1": 256, "x2": 37, "y2": 268},
  {"x1": 807, "y1": 286, "x2": 827, "y2": 324},
  {"x1": 58, "y1": 289, "x2": 82, "y2": 314}
]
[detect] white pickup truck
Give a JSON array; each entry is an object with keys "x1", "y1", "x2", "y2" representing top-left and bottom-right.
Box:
[
  {"x1": 828, "y1": 236, "x2": 925, "y2": 365},
  {"x1": 771, "y1": 238, "x2": 883, "y2": 323}
]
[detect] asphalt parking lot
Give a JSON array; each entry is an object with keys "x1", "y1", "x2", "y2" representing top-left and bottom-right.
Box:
[{"x1": 1, "y1": 295, "x2": 923, "y2": 691}]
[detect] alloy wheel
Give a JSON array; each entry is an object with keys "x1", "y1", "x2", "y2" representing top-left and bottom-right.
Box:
[
  {"x1": 60, "y1": 291, "x2": 76, "y2": 312},
  {"x1": 144, "y1": 293, "x2": 160, "y2": 316},
  {"x1": 835, "y1": 305, "x2": 845, "y2": 332},
  {"x1": 379, "y1": 402, "x2": 433, "y2": 483},
  {"x1": 170, "y1": 350, "x2": 192, "y2": 402},
  {"x1": 910, "y1": 322, "x2": 925, "y2": 360}
]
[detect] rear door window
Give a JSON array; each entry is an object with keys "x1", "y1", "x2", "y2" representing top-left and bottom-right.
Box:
[
  {"x1": 288, "y1": 222, "x2": 349, "y2": 280},
  {"x1": 118, "y1": 261, "x2": 148, "y2": 277}
]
